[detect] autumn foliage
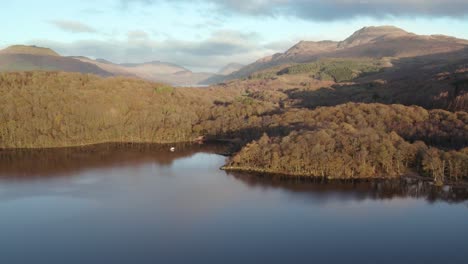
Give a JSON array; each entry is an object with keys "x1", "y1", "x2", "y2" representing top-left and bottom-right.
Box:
[{"x1": 0, "y1": 71, "x2": 466, "y2": 184}]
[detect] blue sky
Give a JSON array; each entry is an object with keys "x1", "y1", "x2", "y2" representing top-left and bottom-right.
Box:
[{"x1": 2, "y1": 0, "x2": 468, "y2": 72}]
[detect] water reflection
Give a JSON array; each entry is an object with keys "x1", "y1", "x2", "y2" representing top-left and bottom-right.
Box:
[
  {"x1": 229, "y1": 172, "x2": 468, "y2": 204},
  {"x1": 0, "y1": 143, "x2": 228, "y2": 178},
  {"x1": 0, "y1": 143, "x2": 467, "y2": 204},
  {"x1": 0, "y1": 144, "x2": 467, "y2": 264}
]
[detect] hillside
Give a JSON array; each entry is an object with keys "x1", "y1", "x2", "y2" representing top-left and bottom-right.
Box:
[
  {"x1": 0, "y1": 71, "x2": 244, "y2": 148},
  {"x1": 0, "y1": 45, "x2": 112, "y2": 76},
  {"x1": 200, "y1": 63, "x2": 245, "y2": 85},
  {"x1": 71, "y1": 56, "x2": 135, "y2": 77},
  {"x1": 212, "y1": 26, "x2": 468, "y2": 83},
  {"x1": 218, "y1": 63, "x2": 245, "y2": 75},
  {"x1": 208, "y1": 44, "x2": 468, "y2": 112}
]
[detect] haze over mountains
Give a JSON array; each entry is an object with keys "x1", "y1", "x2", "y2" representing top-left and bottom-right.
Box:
[
  {"x1": 1, "y1": 26, "x2": 468, "y2": 86},
  {"x1": 73, "y1": 57, "x2": 215, "y2": 86},
  {"x1": 217, "y1": 63, "x2": 245, "y2": 75},
  {"x1": 0, "y1": 45, "x2": 231, "y2": 86}
]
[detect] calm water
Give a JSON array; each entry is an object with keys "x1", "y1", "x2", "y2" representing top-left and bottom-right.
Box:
[{"x1": 0, "y1": 144, "x2": 467, "y2": 264}]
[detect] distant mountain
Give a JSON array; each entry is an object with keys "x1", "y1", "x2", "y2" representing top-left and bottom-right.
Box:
[
  {"x1": 198, "y1": 63, "x2": 245, "y2": 85},
  {"x1": 209, "y1": 26, "x2": 468, "y2": 84},
  {"x1": 0, "y1": 45, "x2": 216, "y2": 85},
  {"x1": 218, "y1": 63, "x2": 245, "y2": 75},
  {"x1": 71, "y1": 56, "x2": 136, "y2": 77},
  {"x1": 74, "y1": 58, "x2": 215, "y2": 86},
  {"x1": 0, "y1": 45, "x2": 112, "y2": 76},
  {"x1": 0, "y1": 45, "x2": 60, "y2": 56}
]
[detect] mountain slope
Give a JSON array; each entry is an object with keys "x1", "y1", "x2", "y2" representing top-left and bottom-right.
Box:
[
  {"x1": 211, "y1": 26, "x2": 468, "y2": 84},
  {"x1": 74, "y1": 58, "x2": 215, "y2": 86},
  {"x1": 199, "y1": 63, "x2": 245, "y2": 85},
  {"x1": 71, "y1": 56, "x2": 135, "y2": 77},
  {"x1": 218, "y1": 63, "x2": 245, "y2": 75},
  {"x1": 0, "y1": 45, "x2": 112, "y2": 76}
]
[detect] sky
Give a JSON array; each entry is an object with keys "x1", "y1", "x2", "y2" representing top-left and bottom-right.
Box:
[{"x1": 1, "y1": 0, "x2": 468, "y2": 72}]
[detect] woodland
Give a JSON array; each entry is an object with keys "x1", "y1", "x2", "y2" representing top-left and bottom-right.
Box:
[{"x1": 0, "y1": 59, "x2": 467, "y2": 185}]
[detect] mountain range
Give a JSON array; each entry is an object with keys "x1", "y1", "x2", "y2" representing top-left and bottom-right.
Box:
[
  {"x1": 1, "y1": 26, "x2": 468, "y2": 86},
  {"x1": 0, "y1": 45, "x2": 237, "y2": 86},
  {"x1": 210, "y1": 26, "x2": 468, "y2": 84}
]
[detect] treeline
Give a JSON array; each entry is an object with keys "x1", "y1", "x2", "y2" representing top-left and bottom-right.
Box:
[{"x1": 225, "y1": 128, "x2": 468, "y2": 183}]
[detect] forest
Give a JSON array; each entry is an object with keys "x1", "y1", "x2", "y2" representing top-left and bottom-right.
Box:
[{"x1": 0, "y1": 70, "x2": 467, "y2": 185}]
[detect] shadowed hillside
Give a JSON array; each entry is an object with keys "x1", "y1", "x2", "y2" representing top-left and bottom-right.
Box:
[{"x1": 210, "y1": 49, "x2": 468, "y2": 112}]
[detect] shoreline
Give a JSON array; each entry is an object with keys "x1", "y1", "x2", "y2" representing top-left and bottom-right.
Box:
[
  {"x1": 221, "y1": 165, "x2": 468, "y2": 188},
  {"x1": 0, "y1": 140, "x2": 207, "y2": 151},
  {"x1": 1, "y1": 142, "x2": 466, "y2": 188},
  {"x1": 0, "y1": 137, "x2": 237, "y2": 151},
  {"x1": 221, "y1": 165, "x2": 403, "y2": 180}
]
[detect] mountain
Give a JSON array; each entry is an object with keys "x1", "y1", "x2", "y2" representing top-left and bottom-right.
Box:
[
  {"x1": 337, "y1": 26, "x2": 409, "y2": 48},
  {"x1": 0, "y1": 45, "x2": 112, "y2": 76},
  {"x1": 74, "y1": 58, "x2": 215, "y2": 86},
  {"x1": 218, "y1": 63, "x2": 245, "y2": 75},
  {"x1": 210, "y1": 26, "x2": 468, "y2": 84},
  {"x1": 0, "y1": 45, "x2": 216, "y2": 85},
  {"x1": 199, "y1": 63, "x2": 245, "y2": 85},
  {"x1": 0, "y1": 45, "x2": 60, "y2": 56},
  {"x1": 117, "y1": 61, "x2": 216, "y2": 86}
]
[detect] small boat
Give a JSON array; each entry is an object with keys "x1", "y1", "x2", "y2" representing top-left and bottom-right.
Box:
[{"x1": 170, "y1": 147, "x2": 175, "y2": 152}]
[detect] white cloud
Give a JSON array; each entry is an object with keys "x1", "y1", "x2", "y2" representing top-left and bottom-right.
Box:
[
  {"x1": 32, "y1": 30, "x2": 280, "y2": 72},
  {"x1": 127, "y1": 30, "x2": 150, "y2": 40},
  {"x1": 120, "y1": 0, "x2": 468, "y2": 20},
  {"x1": 49, "y1": 20, "x2": 97, "y2": 33}
]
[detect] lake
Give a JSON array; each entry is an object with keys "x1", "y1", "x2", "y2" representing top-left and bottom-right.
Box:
[{"x1": 0, "y1": 144, "x2": 467, "y2": 264}]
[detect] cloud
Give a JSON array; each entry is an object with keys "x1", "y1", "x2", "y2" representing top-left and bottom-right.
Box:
[
  {"x1": 127, "y1": 30, "x2": 150, "y2": 40},
  {"x1": 119, "y1": 0, "x2": 468, "y2": 20},
  {"x1": 32, "y1": 30, "x2": 279, "y2": 72},
  {"x1": 49, "y1": 20, "x2": 97, "y2": 33}
]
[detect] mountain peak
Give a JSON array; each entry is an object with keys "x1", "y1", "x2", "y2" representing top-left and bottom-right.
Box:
[
  {"x1": 357, "y1": 25, "x2": 407, "y2": 33},
  {"x1": 339, "y1": 26, "x2": 410, "y2": 48},
  {"x1": 0, "y1": 45, "x2": 60, "y2": 56}
]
